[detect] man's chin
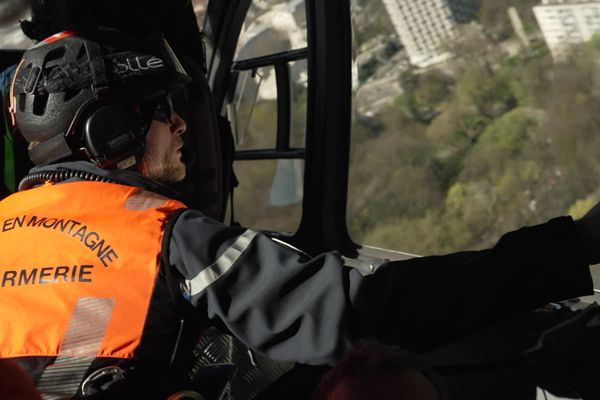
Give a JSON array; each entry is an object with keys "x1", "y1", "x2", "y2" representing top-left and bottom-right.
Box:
[
  {"x1": 147, "y1": 163, "x2": 186, "y2": 184},
  {"x1": 165, "y1": 168, "x2": 186, "y2": 184},
  {"x1": 174, "y1": 161, "x2": 187, "y2": 181},
  {"x1": 173, "y1": 168, "x2": 186, "y2": 183}
]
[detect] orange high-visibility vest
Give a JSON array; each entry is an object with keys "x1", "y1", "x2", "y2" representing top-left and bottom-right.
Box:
[{"x1": 0, "y1": 181, "x2": 185, "y2": 360}]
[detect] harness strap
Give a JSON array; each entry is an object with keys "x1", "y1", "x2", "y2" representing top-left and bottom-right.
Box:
[{"x1": 37, "y1": 297, "x2": 115, "y2": 399}]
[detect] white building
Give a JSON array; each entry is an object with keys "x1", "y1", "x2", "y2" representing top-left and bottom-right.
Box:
[
  {"x1": 534, "y1": 0, "x2": 600, "y2": 61},
  {"x1": 381, "y1": 0, "x2": 477, "y2": 68}
]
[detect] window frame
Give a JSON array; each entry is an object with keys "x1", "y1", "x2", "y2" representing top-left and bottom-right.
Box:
[
  {"x1": 203, "y1": 0, "x2": 357, "y2": 255},
  {"x1": 231, "y1": 47, "x2": 308, "y2": 161}
]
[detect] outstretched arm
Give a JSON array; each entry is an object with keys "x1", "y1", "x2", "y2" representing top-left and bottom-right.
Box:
[
  {"x1": 170, "y1": 211, "x2": 593, "y2": 364},
  {"x1": 353, "y1": 216, "x2": 593, "y2": 352}
]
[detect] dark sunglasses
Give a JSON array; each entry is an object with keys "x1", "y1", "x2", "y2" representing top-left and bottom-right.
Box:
[{"x1": 152, "y1": 93, "x2": 174, "y2": 124}]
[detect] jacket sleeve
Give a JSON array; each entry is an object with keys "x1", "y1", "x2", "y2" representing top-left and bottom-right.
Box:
[
  {"x1": 169, "y1": 211, "x2": 594, "y2": 364},
  {"x1": 352, "y1": 216, "x2": 594, "y2": 352}
]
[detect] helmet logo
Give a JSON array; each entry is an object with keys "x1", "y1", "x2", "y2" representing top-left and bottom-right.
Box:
[{"x1": 115, "y1": 56, "x2": 165, "y2": 75}]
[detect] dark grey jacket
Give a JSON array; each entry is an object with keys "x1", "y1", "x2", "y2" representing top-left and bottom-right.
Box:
[{"x1": 29, "y1": 161, "x2": 595, "y2": 366}]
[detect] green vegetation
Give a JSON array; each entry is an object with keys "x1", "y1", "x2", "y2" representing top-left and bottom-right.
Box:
[
  {"x1": 352, "y1": 0, "x2": 396, "y2": 45},
  {"x1": 232, "y1": 0, "x2": 600, "y2": 255},
  {"x1": 232, "y1": 82, "x2": 307, "y2": 233},
  {"x1": 348, "y1": 28, "x2": 600, "y2": 254},
  {"x1": 476, "y1": 0, "x2": 541, "y2": 40}
]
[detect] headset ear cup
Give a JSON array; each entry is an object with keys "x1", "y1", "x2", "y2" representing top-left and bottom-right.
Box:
[{"x1": 83, "y1": 104, "x2": 147, "y2": 165}]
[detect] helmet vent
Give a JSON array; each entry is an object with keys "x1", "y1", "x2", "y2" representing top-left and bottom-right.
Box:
[
  {"x1": 25, "y1": 66, "x2": 42, "y2": 93},
  {"x1": 32, "y1": 93, "x2": 49, "y2": 116},
  {"x1": 18, "y1": 93, "x2": 26, "y2": 112},
  {"x1": 45, "y1": 47, "x2": 66, "y2": 67}
]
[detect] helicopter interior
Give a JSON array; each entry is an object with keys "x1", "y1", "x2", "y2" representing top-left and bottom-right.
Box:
[{"x1": 2, "y1": 1, "x2": 600, "y2": 399}]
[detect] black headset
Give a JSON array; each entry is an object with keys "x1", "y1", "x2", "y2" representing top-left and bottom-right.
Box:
[
  {"x1": 75, "y1": 39, "x2": 154, "y2": 169},
  {"x1": 81, "y1": 101, "x2": 148, "y2": 168}
]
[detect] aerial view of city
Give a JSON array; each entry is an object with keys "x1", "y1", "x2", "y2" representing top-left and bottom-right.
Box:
[
  {"x1": 223, "y1": 0, "x2": 600, "y2": 267},
  {"x1": 346, "y1": 0, "x2": 600, "y2": 258}
]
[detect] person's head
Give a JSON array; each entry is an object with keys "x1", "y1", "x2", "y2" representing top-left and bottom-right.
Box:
[
  {"x1": 313, "y1": 341, "x2": 445, "y2": 400},
  {"x1": 143, "y1": 108, "x2": 187, "y2": 183},
  {"x1": 9, "y1": 29, "x2": 191, "y2": 183}
]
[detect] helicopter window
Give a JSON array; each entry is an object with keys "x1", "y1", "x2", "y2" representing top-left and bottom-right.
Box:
[
  {"x1": 231, "y1": 158, "x2": 304, "y2": 232},
  {"x1": 348, "y1": 0, "x2": 600, "y2": 288},
  {"x1": 226, "y1": 0, "x2": 308, "y2": 234},
  {"x1": 0, "y1": 0, "x2": 31, "y2": 49},
  {"x1": 229, "y1": 66, "x2": 279, "y2": 151},
  {"x1": 192, "y1": 0, "x2": 208, "y2": 28},
  {"x1": 234, "y1": 0, "x2": 307, "y2": 60}
]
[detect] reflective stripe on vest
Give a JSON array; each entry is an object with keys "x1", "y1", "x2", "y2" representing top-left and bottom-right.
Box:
[{"x1": 0, "y1": 181, "x2": 185, "y2": 363}]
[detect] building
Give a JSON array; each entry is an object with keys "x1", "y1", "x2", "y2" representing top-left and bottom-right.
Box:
[
  {"x1": 534, "y1": 0, "x2": 600, "y2": 61},
  {"x1": 381, "y1": 0, "x2": 477, "y2": 68}
]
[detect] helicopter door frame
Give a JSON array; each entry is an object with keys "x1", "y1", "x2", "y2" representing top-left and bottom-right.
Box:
[{"x1": 202, "y1": 0, "x2": 357, "y2": 255}]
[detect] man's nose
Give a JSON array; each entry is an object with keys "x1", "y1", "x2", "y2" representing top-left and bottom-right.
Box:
[{"x1": 171, "y1": 112, "x2": 187, "y2": 136}]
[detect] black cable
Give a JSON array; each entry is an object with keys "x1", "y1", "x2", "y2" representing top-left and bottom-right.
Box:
[{"x1": 18, "y1": 170, "x2": 116, "y2": 190}]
